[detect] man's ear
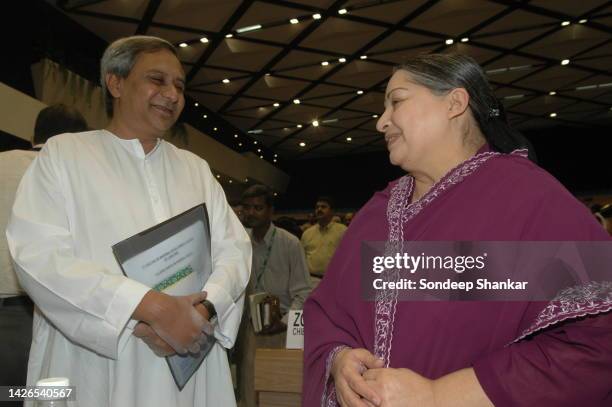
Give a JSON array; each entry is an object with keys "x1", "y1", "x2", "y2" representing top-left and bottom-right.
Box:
[
  {"x1": 447, "y1": 88, "x2": 470, "y2": 119},
  {"x1": 106, "y1": 73, "x2": 123, "y2": 99}
]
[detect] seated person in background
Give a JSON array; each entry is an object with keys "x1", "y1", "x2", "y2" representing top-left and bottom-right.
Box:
[
  {"x1": 301, "y1": 196, "x2": 347, "y2": 280},
  {"x1": 236, "y1": 184, "x2": 311, "y2": 407}
]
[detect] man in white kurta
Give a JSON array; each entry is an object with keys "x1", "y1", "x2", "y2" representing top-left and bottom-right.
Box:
[{"x1": 6, "y1": 36, "x2": 251, "y2": 407}]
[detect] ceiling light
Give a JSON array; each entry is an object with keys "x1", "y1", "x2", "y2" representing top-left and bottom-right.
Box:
[
  {"x1": 357, "y1": 90, "x2": 364, "y2": 95},
  {"x1": 290, "y1": 18, "x2": 299, "y2": 24},
  {"x1": 239, "y1": 142, "x2": 242, "y2": 146},
  {"x1": 273, "y1": 192, "x2": 278, "y2": 196},
  {"x1": 273, "y1": 159, "x2": 277, "y2": 163},
  {"x1": 254, "y1": 141, "x2": 258, "y2": 144},
  {"x1": 297, "y1": 124, "x2": 302, "y2": 128},
  {"x1": 561, "y1": 59, "x2": 570, "y2": 65},
  {"x1": 179, "y1": 42, "x2": 188, "y2": 48},
  {"x1": 213, "y1": 127, "x2": 218, "y2": 131},
  {"x1": 257, "y1": 148, "x2": 261, "y2": 152},
  {"x1": 445, "y1": 39, "x2": 454, "y2": 45},
  {"x1": 200, "y1": 37, "x2": 208, "y2": 43},
  {"x1": 338, "y1": 8, "x2": 348, "y2": 14},
  {"x1": 222, "y1": 78, "x2": 230, "y2": 84},
  {"x1": 321, "y1": 61, "x2": 329, "y2": 66},
  {"x1": 234, "y1": 134, "x2": 238, "y2": 138},
  {"x1": 293, "y1": 99, "x2": 300, "y2": 104},
  {"x1": 312, "y1": 120, "x2": 319, "y2": 127},
  {"x1": 259, "y1": 155, "x2": 263, "y2": 159},
  {"x1": 274, "y1": 154, "x2": 278, "y2": 157},
  {"x1": 360, "y1": 55, "x2": 367, "y2": 60},
  {"x1": 203, "y1": 114, "x2": 207, "y2": 118},
  {"x1": 225, "y1": 33, "x2": 233, "y2": 38},
  {"x1": 313, "y1": 13, "x2": 322, "y2": 20},
  {"x1": 372, "y1": 114, "x2": 378, "y2": 118},
  {"x1": 549, "y1": 113, "x2": 557, "y2": 118},
  {"x1": 265, "y1": 73, "x2": 271, "y2": 76},
  {"x1": 273, "y1": 102, "x2": 280, "y2": 107},
  {"x1": 549, "y1": 91, "x2": 556, "y2": 96},
  {"x1": 579, "y1": 19, "x2": 588, "y2": 24},
  {"x1": 194, "y1": 102, "x2": 199, "y2": 107},
  {"x1": 561, "y1": 21, "x2": 570, "y2": 26},
  {"x1": 299, "y1": 142, "x2": 306, "y2": 147},
  {"x1": 229, "y1": 179, "x2": 233, "y2": 183},
  {"x1": 237, "y1": 24, "x2": 262, "y2": 34},
  {"x1": 346, "y1": 137, "x2": 352, "y2": 141},
  {"x1": 461, "y1": 37, "x2": 469, "y2": 43},
  {"x1": 339, "y1": 57, "x2": 346, "y2": 63},
  {"x1": 216, "y1": 174, "x2": 220, "y2": 178}
]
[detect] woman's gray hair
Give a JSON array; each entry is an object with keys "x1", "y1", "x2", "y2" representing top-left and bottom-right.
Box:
[
  {"x1": 395, "y1": 53, "x2": 531, "y2": 158},
  {"x1": 100, "y1": 35, "x2": 178, "y2": 117}
]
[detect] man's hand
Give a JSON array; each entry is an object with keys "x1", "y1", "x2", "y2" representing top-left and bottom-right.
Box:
[
  {"x1": 363, "y1": 368, "x2": 435, "y2": 407},
  {"x1": 133, "y1": 290, "x2": 209, "y2": 354},
  {"x1": 133, "y1": 322, "x2": 175, "y2": 357},
  {"x1": 331, "y1": 348, "x2": 384, "y2": 407}
]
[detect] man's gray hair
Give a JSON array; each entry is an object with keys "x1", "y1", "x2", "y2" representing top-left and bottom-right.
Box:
[{"x1": 100, "y1": 35, "x2": 178, "y2": 117}]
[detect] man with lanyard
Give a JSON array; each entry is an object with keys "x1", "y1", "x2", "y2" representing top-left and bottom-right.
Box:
[
  {"x1": 6, "y1": 36, "x2": 250, "y2": 407},
  {"x1": 236, "y1": 184, "x2": 311, "y2": 407},
  {"x1": 0, "y1": 104, "x2": 87, "y2": 397}
]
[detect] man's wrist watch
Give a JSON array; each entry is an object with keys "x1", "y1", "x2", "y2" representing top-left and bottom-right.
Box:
[{"x1": 202, "y1": 299, "x2": 217, "y2": 322}]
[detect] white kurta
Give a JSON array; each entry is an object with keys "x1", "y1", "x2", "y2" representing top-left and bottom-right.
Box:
[{"x1": 6, "y1": 130, "x2": 251, "y2": 407}]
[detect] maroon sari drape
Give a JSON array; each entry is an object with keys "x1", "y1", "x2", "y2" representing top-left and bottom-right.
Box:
[{"x1": 303, "y1": 149, "x2": 612, "y2": 407}]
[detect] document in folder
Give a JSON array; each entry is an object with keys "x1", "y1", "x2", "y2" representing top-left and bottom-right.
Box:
[{"x1": 112, "y1": 203, "x2": 215, "y2": 390}]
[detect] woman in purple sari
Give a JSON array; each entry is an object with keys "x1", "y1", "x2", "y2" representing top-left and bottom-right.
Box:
[{"x1": 303, "y1": 54, "x2": 612, "y2": 407}]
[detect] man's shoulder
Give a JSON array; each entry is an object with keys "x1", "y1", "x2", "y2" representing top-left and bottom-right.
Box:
[
  {"x1": 302, "y1": 224, "x2": 318, "y2": 238},
  {"x1": 161, "y1": 140, "x2": 211, "y2": 168},
  {"x1": 274, "y1": 225, "x2": 301, "y2": 245},
  {"x1": 331, "y1": 222, "x2": 347, "y2": 232},
  {"x1": 44, "y1": 130, "x2": 103, "y2": 151}
]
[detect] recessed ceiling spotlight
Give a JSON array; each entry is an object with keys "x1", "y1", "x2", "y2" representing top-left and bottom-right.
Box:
[
  {"x1": 461, "y1": 37, "x2": 469, "y2": 43},
  {"x1": 290, "y1": 18, "x2": 299, "y2": 24},
  {"x1": 360, "y1": 55, "x2": 367, "y2": 60},
  {"x1": 346, "y1": 137, "x2": 352, "y2": 141},
  {"x1": 299, "y1": 142, "x2": 306, "y2": 147},
  {"x1": 225, "y1": 33, "x2": 233, "y2": 38},
  {"x1": 338, "y1": 9, "x2": 348, "y2": 14},
  {"x1": 339, "y1": 57, "x2": 346, "y2": 63},
  {"x1": 273, "y1": 102, "x2": 280, "y2": 107},
  {"x1": 561, "y1": 59, "x2": 570, "y2": 65},
  {"x1": 549, "y1": 91, "x2": 556, "y2": 96},
  {"x1": 561, "y1": 21, "x2": 571, "y2": 26},
  {"x1": 200, "y1": 37, "x2": 208, "y2": 43},
  {"x1": 445, "y1": 39, "x2": 454, "y2": 45},
  {"x1": 549, "y1": 112, "x2": 557, "y2": 118},
  {"x1": 179, "y1": 42, "x2": 188, "y2": 48},
  {"x1": 293, "y1": 99, "x2": 300, "y2": 104},
  {"x1": 222, "y1": 78, "x2": 230, "y2": 84},
  {"x1": 321, "y1": 61, "x2": 329, "y2": 66},
  {"x1": 357, "y1": 90, "x2": 364, "y2": 95},
  {"x1": 313, "y1": 13, "x2": 322, "y2": 20}
]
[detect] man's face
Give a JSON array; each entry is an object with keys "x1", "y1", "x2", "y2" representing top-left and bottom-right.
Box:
[
  {"x1": 315, "y1": 201, "x2": 332, "y2": 223},
  {"x1": 108, "y1": 49, "x2": 185, "y2": 139},
  {"x1": 243, "y1": 196, "x2": 273, "y2": 229}
]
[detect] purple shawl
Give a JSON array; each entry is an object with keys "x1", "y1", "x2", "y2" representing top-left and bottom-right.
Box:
[{"x1": 303, "y1": 149, "x2": 612, "y2": 407}]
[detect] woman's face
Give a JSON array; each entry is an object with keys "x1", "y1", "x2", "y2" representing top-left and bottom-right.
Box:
[{"x1": 376, "y1": 70, "x2": 451, "y2": 172}]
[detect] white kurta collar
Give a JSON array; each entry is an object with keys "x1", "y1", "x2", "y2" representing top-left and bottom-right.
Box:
[{"x1": 103, "y1": 129, "x2": 162, "y2": 159}]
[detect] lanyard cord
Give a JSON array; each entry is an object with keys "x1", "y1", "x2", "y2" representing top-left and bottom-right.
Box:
[{"x1": 255, "y1": 227, "x2": 277, "y2": 288}]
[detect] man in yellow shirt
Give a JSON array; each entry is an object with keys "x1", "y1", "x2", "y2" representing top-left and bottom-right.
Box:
[{"x1": 301, "y1": 196, "x2": 347, "y2": 281}]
